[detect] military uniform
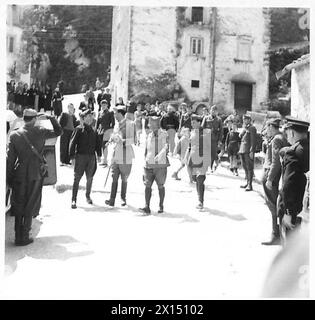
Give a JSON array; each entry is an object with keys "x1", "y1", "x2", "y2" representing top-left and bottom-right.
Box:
[
  {"x1": 140, "y1": 118, "x2": 169, "y2": 215},
  {"x1": 187, "y1": 115, "x2": 211, "y2": 209},
  {"x1": 261, "y1": 119, "x2": 288, "y2": 245},
  {"x1": 201, "y1": 114, "x2": 223, "y2": 169},
  {"x1": 239, "y1": 116, "x2": 257, "y2": 191},
  {"x1": 106, "y1": 117, "x2": 135, "y2": 206},
  {"x1": 69, "y1": 110, "x2": 102, "y2": 207},
  {"x1": 6, "y1": 109, "x2": 62, "y2": 245}
]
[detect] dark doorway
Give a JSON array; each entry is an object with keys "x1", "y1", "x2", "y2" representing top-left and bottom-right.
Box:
[{"x1": 234, "y1": 83, "x2": 252, "y2": 115}]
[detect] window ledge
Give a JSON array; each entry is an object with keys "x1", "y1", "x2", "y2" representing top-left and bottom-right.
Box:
[{"x1": 234, "y1": 58, "x2": 253, "y2": 63}]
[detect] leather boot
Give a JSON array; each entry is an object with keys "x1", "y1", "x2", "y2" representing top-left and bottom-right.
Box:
[
  {"x1": 14, "y1": 217, "x2": 23, "y2": 246},
  {"x1": 158, "y1": 187, "x2": 165, "y2": 213}
]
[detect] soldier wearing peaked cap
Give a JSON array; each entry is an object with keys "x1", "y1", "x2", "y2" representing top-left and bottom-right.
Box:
[
  {"x1": 6, "y1": 109, "x2": 62, "y2": 246},
  {"x1": 69, "y1": 108, "x2": 102, "y2": 209},
  {"x1": 261, "y1": 118, "x2": 289, "y2": 246},
  {"x1": 277, "y1": 116, "x2": 309, "y2": 244},
  {"x1": 239, "y1": 113, "x2": 257, "y2": 191},
  {"x1": 139, "y1": 116, "x2": 170, "y2": 215}
]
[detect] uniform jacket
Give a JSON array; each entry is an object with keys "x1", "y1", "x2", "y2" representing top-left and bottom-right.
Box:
[
  {"x1": 160, "y1": 112, "x2": 179, "y2": 131},
  {"x1": 69, "y1": 124, "x2": 102, "y2": 158},
  {"x1": 202, "y1": 115, "x2": 223, "y2": 142},
  {"x1": 280, "y1": 138, "x2": 309, "y2": 216},
  {"x1": 96, "y1": 109, "x2": 115, "y2": 141},
  {"x1": 263, "y1": 132, "x2": 288, "y2": 184},
  {"x1": 144, "y1": 129, "x2": 169, "y2": 168},
  {"x1": 110, "y1": 118, "x2": 135, "y2": 165},
  {"x1": 187, "y1": 128, "x2": 211, "y2": 176},
  {"x1": 225, "y1": 130, "x2": 241, "y2": 156},
  {"x1": 6, "y1": 118, "x2": 62, "y2": 185},
  {"x1": 239, "y1": 124, "x2": 257, "y2": 154},
  {"x1": 59, "y1": 112, "x2": 79, "y2": 130}
]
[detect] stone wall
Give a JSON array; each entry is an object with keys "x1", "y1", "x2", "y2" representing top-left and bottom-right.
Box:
[
  {"x1": 110, "y1": 6, "x2": 132, "y2": 105},
  {"x1": 176, "y1": 7, "x2": 213, "y2": 101},
  {"x1": 291, "y1": 64, "x2": 310, "y2": 122},
  {"x1": 213, "y1": 7, "x2": 270, "y2": 114},
  {"x1": 129, "y1": 7, "x2": 177, "y2": 97}
]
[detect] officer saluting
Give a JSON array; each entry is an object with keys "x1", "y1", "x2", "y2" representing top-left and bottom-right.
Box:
[
  {"x1": 278, "y1": 116, "x2": 309, "y2": 242},
  {"x1": 6, "y1": 109, "x2": 62, "y2": 246}
]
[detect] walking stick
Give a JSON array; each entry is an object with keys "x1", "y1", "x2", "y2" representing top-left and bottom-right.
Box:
[{"x1": 104, "y1": 164, "x2": 111, "y2": 188}]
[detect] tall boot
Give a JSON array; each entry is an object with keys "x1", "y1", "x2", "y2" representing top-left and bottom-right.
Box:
[
  {"x1": 16, "y1": 216, "x2": 34, "y2": 246},
  {"x1": 14, "y1": 216, "x2": 23, "y2": 246},
  {"x1": 261, "y1": 225, "x2": 280, "y2": 245},
  {"x1": 121, "y1": 181, "x2": 127, "y2": 206},
  {"x1": 246, "y1": 171, "x2": 253, "y2": 191},
  {"x1": 140, "y1": 187, "x2": 151, "y2": 214},
  {"x1": 158, "y1": 186, "x2": 165, "y2": 213}
]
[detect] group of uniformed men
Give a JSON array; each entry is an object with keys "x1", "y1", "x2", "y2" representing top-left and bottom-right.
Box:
[{"x1": 6, "y1": 98, "x2": 310, "y2": 247}]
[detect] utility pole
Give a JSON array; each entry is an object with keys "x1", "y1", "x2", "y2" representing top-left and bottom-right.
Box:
[{"x1": 209, "y1": 7, "x2": 217, "y2": 106}]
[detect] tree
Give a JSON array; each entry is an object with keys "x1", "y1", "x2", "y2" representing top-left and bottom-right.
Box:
[{"x1": 18, "y1": 5, "x2": 112, "y2": 94}]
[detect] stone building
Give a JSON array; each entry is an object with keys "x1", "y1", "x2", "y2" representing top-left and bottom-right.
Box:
[{"x1": 110, "y1": 6, "x2": 270, "y2": 115}]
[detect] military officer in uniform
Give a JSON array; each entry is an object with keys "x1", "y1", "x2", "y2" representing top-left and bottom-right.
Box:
[
  {"x1": 201, "y1": 105, "x2": 223, "y2": 172},
  {"x1": 239, "y1": 114, "x2": 257, "y2": 191},
  {"x1": 186, "y1": 114, "x2": 211, "y2": 209},
  {"x1": 6, "y1": 109, "x2": 62, "y2": 245},
  {"x1": 278, "y1": 116, "x2": 309, "y2": 243},
  {"x1": 105, "y1": 106, "x2": 135, "y2": 207},
  {"x1": 261, "y1": 118, "x2": 288, "y2": 245},
  {"x1": 139, "y1": 116, "x2": 169, "y2": 215},
  {"x1": 69, "y1": 109, "x2": 102, "y2": 209}
]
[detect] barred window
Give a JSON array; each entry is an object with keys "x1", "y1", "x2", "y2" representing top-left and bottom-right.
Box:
[{"x1": 191, "y1": 37, "x2": 203, "y2": 55}]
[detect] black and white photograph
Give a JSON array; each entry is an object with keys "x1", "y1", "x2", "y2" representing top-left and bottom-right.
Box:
[{"x1": 1, "y1": 0, "x2": 313, "y2": 301}]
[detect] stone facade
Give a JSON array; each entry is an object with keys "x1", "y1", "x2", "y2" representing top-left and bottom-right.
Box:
[
  {"x1": 110, "y1": 6, "x2": 270, "y2": 114},
  {"x1": 291, "y1": 63, "x2": 310, "y2": 122}
]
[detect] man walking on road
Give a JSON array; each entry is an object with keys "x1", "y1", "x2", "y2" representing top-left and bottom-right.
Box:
[
  {"x1": 6, "y1": 109, "x2": 62, "y2": 245},
  {"x1": 69, "y1": 109, "x2": 102, "y2": 209},
  {"x1": 139, "y1": 116, "x2": 169, "y2": 215},
  {"x1": 239, "y1": 114, "x2": 257, "y2": 191},
  {"x1": 105, "y1": 106, "x2": 135, "y2": 207},
  {"x1": 261, "y1": 118, "x2": 288, "y2": 245}
]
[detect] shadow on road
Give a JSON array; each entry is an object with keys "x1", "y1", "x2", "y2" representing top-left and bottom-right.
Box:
[
  {"x1": 5, "y1": 215, "x2": 94, "y2": 277},
  {"x1": 152, "y1": 211, "x2": 200, "y2": 223},
  {"x1": 202, "y1": 207, "x2": 247, "y2": 221}
]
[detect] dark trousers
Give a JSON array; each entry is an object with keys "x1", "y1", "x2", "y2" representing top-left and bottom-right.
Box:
[
  {"x1": 262, "y1": 169, "x2": 279, "y2": 235},
  {"x1": 143, "y1": 167, "x2": 167, "y2": 208},
  {"x1": 11, "y1": 179, "x2": 44, "y2": 238},
  {"x1": 72, "y1": 154, "x2": 96, "y2": 201},
  {"x1": 211, "y1": 139, "x2": 218, "y2": 168},
  {"x1": 109, "y1": 163, "x2": 132, "y2": 204},
  {"x1": 60, "y1": 129, "x2": 73, "y2": 164},
  {"x1": 192, "y1": 174, "x2": 206, "y2": 203},
  {"x1": 240, "y1": 153, "x2": 254, "y2": 186},
  {"x1": 53, "y1": 102, "x2": 62, "y2": 117}
]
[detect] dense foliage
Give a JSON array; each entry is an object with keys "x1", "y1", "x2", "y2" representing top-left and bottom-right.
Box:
[{"x1": 18, "y1": 5, "x2": 112, "y2": 94}]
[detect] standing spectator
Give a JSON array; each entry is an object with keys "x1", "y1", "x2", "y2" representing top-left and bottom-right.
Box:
[
  {"x1": 179, "y1": 103, "x2": 193, "y2": 132},
  {"x1": 95, "y1": 77, "x2": 102, "y2": 90},
  {"x1": 28, "y1": 83, "x2": 37, "y2": 109},
  {"x1": 224, "y1": 116, "x2": 241, "y2": 176},
  {"x1": 69, "y1": 109, "x2": 102, "y2": 209},
  {"x1": 14, "y1": 82, "x2": 24, "y2": 107},
  {"x1": 96, "y1": 100, "x2": 115, "y2": 166},
  {"x1": 239, "y1": 114, "x2": 257, "y2": 191},
  {"x1": 85, "y1": 86, "x2": 96, "y2": 111},
  {"x1": 38, "y1": 84, "x2": 45, "y2": 111},
  {"x1": 160, "y1": 104, "x2": 180, "y2": 155},
  {"x1": 278, "y1": 117, "x2": 309, "y2": 243},
  {"x1": 201, "y1": 105, "x2": 223, "y2": 172},
  {"x1": 6, "y1": 109, "x2": 62, "y2": 245},
  {"x1": 97, "y1": 87, "x2": 106, "y2": 111},
  {"x1": 187, "y1": 115, "x2": 211, "y2": 209},
  {"x1": 51, "y1": 86, "x2": 64, "y2": 118},
  {"x1": 103, "y1": 87, "x2": 112, "y2": 108},
  {"x1": 105, "y1": 106, "x2": 135, "y2": 207},
  {"x1": 22, "y1": 83, "x2": 29, "y2": 108},
  {"x1": 134, "y1": 103, "x2": 144, "y2": 146},
  {"x1": 261, "y1": 118, "x2": 288, "y2": 246},
  {"x1": 7, "y1": 80, "x2": 16, "y2": 107},
  {"x1": 116, "y1": 97, "x2": 125, "y2": 107},
  {"x1": 59, "y1": 103, "x2": 79, "y2": 166},
  {"x1": 139, "y1": 116, "x2": 169, "y2": 215},
  {"x1": 43, "y1": 84, "x2": 53, "y2": 113}
]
